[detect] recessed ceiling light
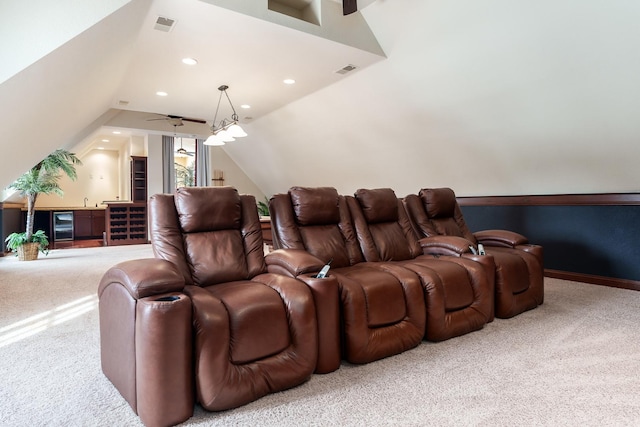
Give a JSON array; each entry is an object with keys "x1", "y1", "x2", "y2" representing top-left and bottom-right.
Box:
[
  {"x1": 97, "y1": 147, "x2": 105, "y2": 150},
  {"x1": 156, "y1": 91, "x2": 168, "y2": 96},
  {"x1": 182, "y1": 57, "x2": 198, "y2": 65},
  {"x1": 283, "y1": 79, "x2": 296, "y2": 85},
  {"x1": 101, "y1": 139, "x2": 109, "y2": 142},
  {"x1": 241, "y1": 104, "x2": 251, "y2": 109},
  {"x1": 112, "y1": 131, "x2": 121, "y2": 135}
]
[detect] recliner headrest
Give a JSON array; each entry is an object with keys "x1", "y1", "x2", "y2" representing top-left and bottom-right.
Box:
[
  {"x1": 354, "y1": 188, "x2": 398, "y2": 223},
  {"x1": 419, "y1": 188, "x2": 457, "y2": 219},
  {"x1": 289, "y1": 186, "x2": 340, "y2": 226},
  {"x1": 175, "y1": 186, "x2": 241, "y2": 232}
]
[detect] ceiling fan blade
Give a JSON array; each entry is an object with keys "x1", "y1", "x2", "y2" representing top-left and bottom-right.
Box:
[
  {"x1": 175, "y1": 147, "x2": 195, "y2": 157},
  {"x1": 167, "y1": 114, "x2": 207, "y2": 124},
  {"x1": 183, "y1": 118, "x2": 207, "y2": 124},
  {"x1": 343, "y1": 0, "x2": 357, "y2": 15},
  {"x1": 146, "y1": 114, "x2": 207, "y2": 126},
  {"x1": 146, "y1": 115, "x2": 183, "y2": 127}
]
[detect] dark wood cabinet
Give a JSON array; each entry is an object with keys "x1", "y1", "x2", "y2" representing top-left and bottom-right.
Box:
[
  {"x1": 21, "y1": 210, "x2": 52, "y2": 238},
  {"x1": 74, "y1": 209, "x2": 106, "y2": 239},
  {"x1": 260, "y1": 218, "x2": 273, "y2": 247},
  {"x1": 92, "y1": 210, "x2": 105, "y2": 237},
  {"x1": 131, "y1": 156, "x2": 147, "y2": 203},
  {"x1": 74, "y1": 211, "x2": 92, "y2": 238}
]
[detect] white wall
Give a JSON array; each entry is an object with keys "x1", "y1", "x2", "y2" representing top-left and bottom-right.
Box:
[
  {"x1": 147, "y1": 134, "x2": 164, "y2": 198},
  {"x1": 223, "y1": 0, "x2": 640, "y2": 198},
  {"x1": 209, "y1": 146, "x2": 266, "y2": 202}
]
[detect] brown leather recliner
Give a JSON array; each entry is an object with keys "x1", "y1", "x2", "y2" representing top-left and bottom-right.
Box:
[
  {"x1": 267, "y1": 186, "x2": 426, "y2": 364},
  {"x1": 346, "y1": 188, "x2": 494, "y2": 341},
  {"x1": 403, "y1": 187, "x2": 544, "y2": 318},
  {"x1": 98, "y1": 187, "x2": 318, "y2": 427}
]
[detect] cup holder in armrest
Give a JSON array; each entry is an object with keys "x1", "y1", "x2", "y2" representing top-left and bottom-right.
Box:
[{"x1": 156, "y1": 295, "x2": 180, "y2": 302}]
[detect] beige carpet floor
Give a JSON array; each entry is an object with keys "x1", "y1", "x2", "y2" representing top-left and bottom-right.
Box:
[{"x1": 1, "y1": 244, "x2": 640, "y2": 426}]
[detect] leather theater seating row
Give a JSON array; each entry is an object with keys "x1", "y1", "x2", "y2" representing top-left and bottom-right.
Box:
[{"x1": 98, "y1": 186, "x2": 544, "y2": 427}]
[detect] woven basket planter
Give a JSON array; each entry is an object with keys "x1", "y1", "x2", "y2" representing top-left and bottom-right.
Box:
[{"x1": 17, "y1": 242, "x2": 40, "y2": 261}]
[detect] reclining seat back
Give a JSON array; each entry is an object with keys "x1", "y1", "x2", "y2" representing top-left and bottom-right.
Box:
[
  {"x1": 270, "y1": 186, "x2": 363, "y2": 268},
  {"x1": 274, "y1": 187, "x2": 414, "y2": 329},
  {"x1": 149, "y1": 186, "x2": 317, "y2": 411},
  {"x1": 411, "y1": 188, "x2": 477, "y2": 243},
  {"x1": 269, "y1": 186, "x2": 426, "y2": 364},
  {"x1": 348, "y1": 188, "x2": 493, "y2": 342},
  {"x1": 348, "y1": 188, "x2": 423, "y2": 262},
  {"x1": 407, "y1": 187, "x2": 544, "y2": 318},
  {"x1": 150, "y1": 186, "x2": 266, "y2": 286}
]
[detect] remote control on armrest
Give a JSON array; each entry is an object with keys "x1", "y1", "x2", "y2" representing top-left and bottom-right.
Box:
[{"x1": 316, "y1": 258, "x2": 333, "y2": 278}]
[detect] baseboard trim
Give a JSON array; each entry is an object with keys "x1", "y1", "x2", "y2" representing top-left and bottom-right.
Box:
[
  {"x1": 545, "y1": 269, "x2": 640, "y2": 291},
  {"x1": 458, "y1": 193, "x2": 640, "y2": 206}
]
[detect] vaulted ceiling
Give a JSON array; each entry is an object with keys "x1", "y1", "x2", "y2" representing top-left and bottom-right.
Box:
[{"x1": 2, "y1": 0, "x2": 639, "y2": 199}]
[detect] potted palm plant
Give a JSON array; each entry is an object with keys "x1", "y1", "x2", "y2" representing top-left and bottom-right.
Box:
[
  {"x1": 175, "y1": 162, "x2": 195, "y2": 188},
  {"x1": 257, "y1": 197, "x2": 270, "y2": 217},
  {"x1": 4, "y1": 149, "x2": 81, "y2": 260}
]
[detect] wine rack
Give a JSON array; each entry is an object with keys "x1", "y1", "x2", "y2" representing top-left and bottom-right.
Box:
[{"x1": 105, "y1": 202, "x2": 148, "y2": 245}]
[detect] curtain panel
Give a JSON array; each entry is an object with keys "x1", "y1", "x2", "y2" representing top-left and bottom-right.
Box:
[
  {"x1": 196, "y1": 139, "x2": 210, "y2": 187},
  {"x1": 162, "y1": 135, "x2": 175, "y2": 193}
]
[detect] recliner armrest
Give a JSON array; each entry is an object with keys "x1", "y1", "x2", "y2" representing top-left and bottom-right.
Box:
[
  {"x1": 419, "y1": 236, "x2": 473, "y2": 256},
  {"x1": 265, "y1": 249, "x2": 325, "y2": 277},
  {"x1": 98, "y1": 258, "x2": 185, "y2": 300},
  {"x1": 517, "y1": 243, "x2": 543, "y2": 261},
  {"x1": 474, "y1": 230, "x2": 528, "y2": 248}
]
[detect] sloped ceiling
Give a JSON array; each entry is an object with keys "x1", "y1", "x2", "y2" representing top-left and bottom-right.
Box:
[
  {"x1": 0, "y1": 0, "x2": 385, "y2": 190},
  {"x1": 0, "y1": 0, "x2": 151, "y2": 189},
  {"x1": 2, "y1": 0, "x2": 640, "y2": 199},
  {"x1": 230, "y1": 0, "x2": 640, "y2": 197}
]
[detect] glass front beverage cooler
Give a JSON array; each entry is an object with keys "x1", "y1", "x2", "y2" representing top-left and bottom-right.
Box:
[{"x1": 53, "y1": 211, "x2": 74, "y2": 241}]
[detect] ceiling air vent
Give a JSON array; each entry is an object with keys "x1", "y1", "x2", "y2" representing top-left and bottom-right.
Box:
[
  {"x1": 117, "y1": 100, "x2": 129, "y2": 106},
  {"x1": 154, "y1": 16, "x2": 176, "y2": 32},
  {"x1": 335, "y1": 64, "x2": 357, "y2": 75}
]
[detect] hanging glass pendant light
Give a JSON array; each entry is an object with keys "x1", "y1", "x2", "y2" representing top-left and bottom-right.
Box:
[{"x1": 204, "y1": 85, "x2": 248, "y2": 146}]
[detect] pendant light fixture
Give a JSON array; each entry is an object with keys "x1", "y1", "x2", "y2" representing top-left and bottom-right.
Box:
[{"x1": 204, "y1": 85, "x2": 247, "y2": 146}]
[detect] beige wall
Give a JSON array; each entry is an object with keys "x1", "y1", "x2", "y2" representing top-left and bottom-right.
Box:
[
  {"x1": 36, "y1": 149, "x2": 120, "y2": 208},
  {"x1": 22, "y1": 137, "x2": 263, "y2": 209}
]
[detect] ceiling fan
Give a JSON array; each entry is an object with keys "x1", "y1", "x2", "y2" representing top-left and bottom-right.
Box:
[
  {"x1": 175, "y1": 137, "x2": 195, "y2": 157},
  {"x1": 147, "y1": 114, "x2": 207, "y2": 127},
  {"x1": 166, "y1": 122, "x2": 196, "y2": 157}
]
